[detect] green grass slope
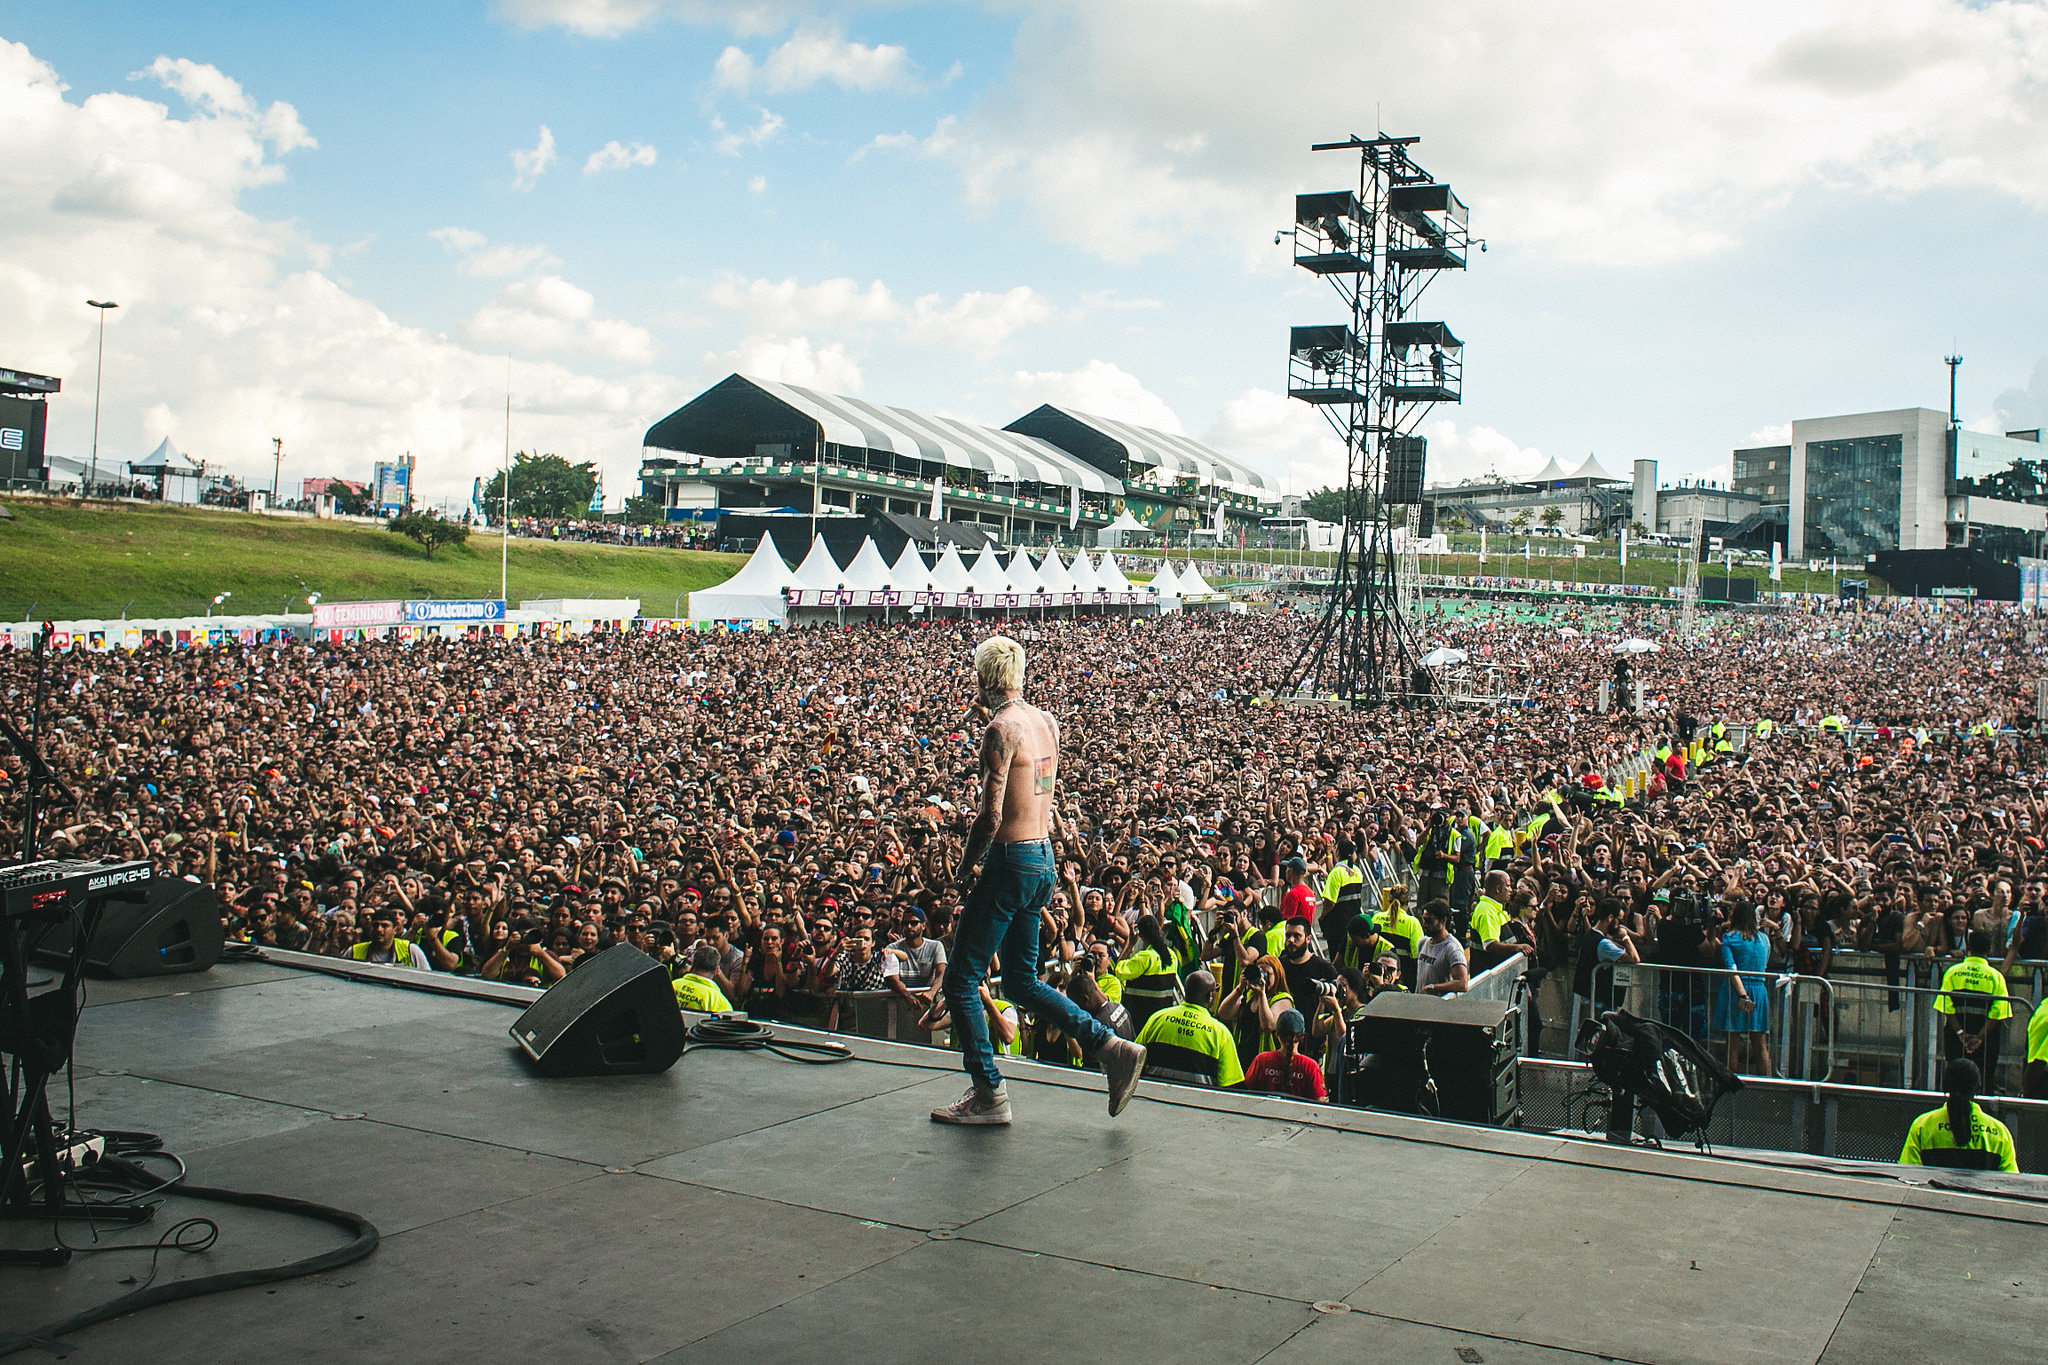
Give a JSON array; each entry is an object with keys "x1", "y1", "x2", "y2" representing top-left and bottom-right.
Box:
[{"x1": 0, "y1": 498, "x2": 745, "y2": 621}]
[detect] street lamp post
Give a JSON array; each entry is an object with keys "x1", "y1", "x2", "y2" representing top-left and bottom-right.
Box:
[
  {"x1": 86, "y1": 300, "x2": 119, "y2": 494},
  {"x1": 209, "y1": 592, "x2": 232, "y2": 618}
]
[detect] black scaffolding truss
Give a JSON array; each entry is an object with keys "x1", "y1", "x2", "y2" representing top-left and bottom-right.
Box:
[{"x1": 1282, "y1": 134, "x2": 1469, "y2": 704}]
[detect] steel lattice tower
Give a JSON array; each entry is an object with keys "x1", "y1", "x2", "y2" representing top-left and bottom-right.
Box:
[{"x1": 1280, "y1": 134, "x2": 1470, "y2": 704}]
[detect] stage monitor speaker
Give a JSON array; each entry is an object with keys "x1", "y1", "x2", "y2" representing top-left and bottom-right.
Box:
[
  {"x1": 1357, "y1": 991, "x2": 1519, "y2": 1124},
  {"x1": 31, "y1": 877, "x2": 223, "y2": 978},
  {"x1": 509, "y1": 944, "x2": 685, "y2": 1077},
  {"x1": 1383, "y1": 436, "x2": 1427, "y2": 505}
]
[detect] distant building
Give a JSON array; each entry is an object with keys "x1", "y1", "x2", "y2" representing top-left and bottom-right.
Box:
[
  {"x1": 0, "y1": 366, "x2": 59, "y2": 489},
  {"x1": 371, "y1": 455, "x2": 414, "y2": 515},
  {"x1": 302, "y1": 476, "x2": 367, "y2": 501},
  {"x1": 1782, "y1": 408, "x2": 2048, "y2": 562}
]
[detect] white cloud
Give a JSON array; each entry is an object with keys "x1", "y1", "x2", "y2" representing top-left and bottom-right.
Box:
[
  {"x1": 0, "y1": 40, "x2": 676, "y2": 507},
  {"x1": 1995, "y1": 358, "x2": 2048, "y2": 436},
  {"x1": 132, "y1": 56, "x2": 316, "y2": 153},
  {"x1": 713, "y1": 23, "x2": 919, "y2": 96},
  {"x1": 919, "y1": 0, "x2": 2048, "y2": 268},
  {"x1": 1743, "y1": 422, "x2": 1793, "y2": 446},
  {"x1": 1011, "y1": 361, "x2": 1182, "y2": 432},
  {"x1": 711, "y1": 107, "x2": 783, "y2": 155},
  {"x1": 904, "y1": 287, "x2": 1055, "y2": 355},
  {"x1": 707, "y1": 274, "x2": 900, "y2": 333},
  {"x1": 466, "y1": 275, "x2": 656, "y2": 364},
  {"x1": 510, "y1": 125, "x2": 556, "y2": 191},
  {"x1": 747, "y1": 174, "x2": 767, "y2": 194},
  {"x1": 707, "y1": 274, "x2": 1054, "y2": 356},
  {"x1": 430, "y1": 227, "x2": 557, "y2": 277},
  {"x1": 703, "y1": 334, "x2": 864, "y2": 392},
  {"x1": 584, "y1": 139, "x2": 658, "y2": 174},
  {"x1": 497, "y1": 0, "x2": 816, "y2": 39},
  {"x1": 1200, "y1": 393, "x2": 1543, "y2": 493}
]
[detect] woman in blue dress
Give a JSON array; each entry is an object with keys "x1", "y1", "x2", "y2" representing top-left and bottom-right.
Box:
[{"x1": 1716, "y1": 900, "x2": 1773, "y2": 1076}]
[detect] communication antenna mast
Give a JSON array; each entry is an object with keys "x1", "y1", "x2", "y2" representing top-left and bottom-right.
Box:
[{"x1": 1279, "y1": 134, "x2": 1471, "y2": 704}]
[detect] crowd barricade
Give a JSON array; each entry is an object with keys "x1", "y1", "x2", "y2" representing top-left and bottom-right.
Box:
[
  {"x1": 1572, "y1": 959, "x2": 2042, "y2": 1094},
  {"x1": 830, "y1": 989, "x2": 938, "y2": 1046},
  {"x1": 1572, "y1": 961, "x2": 1836, "y2": 1081}
]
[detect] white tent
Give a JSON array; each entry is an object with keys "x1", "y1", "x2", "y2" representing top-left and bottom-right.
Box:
[
  {"x1": 1095, "y1": 554, "x2": 1136, "y2": 593},
  {"x1": 1527, "y1": 456, "x2": 1575, "y2": 484},
  {"x1": 1035, "y1": 551, "x2": 1074, "y2": 595},
  {"x1": 887, "y1": 543, "x2": 932, "y2": 593},
  {"x1": 1097, "y1": 507, "x2": 1155, "y2": 548},
  {"x1": 1149, "y1": 562, "x2": 1183, "y2": 597},
  {"x1": 1066, "y1": 551, "x2": 1101, "y2": 594},
  {"x1": 1004, "y1": 550, "x2": 1046, "y2": 595},
  {"x1": 967, "y1": 546, "x2": 1012, "y2": 595},
  {"x1": 927, "y1": 542, "x2": 974, "y2": 593},
  {"x1": 687, "y1": 537, "x2": 795, "y2": 622},
  {"x1": 840, "y1": 538, "x2": 893, "y2": 592},
  {"x1": 1573, "y1": 452, "x2": 1621, "y2": 483},
  {"x1": 1176, "y1": 563, "x2": 1218, "y2": 598},
  {"x1": 130, "y1": 437, "x2": 204, "y2": 505},
  {"x1": 790, "y1": 536, "x2": 846, "y2": 591}
]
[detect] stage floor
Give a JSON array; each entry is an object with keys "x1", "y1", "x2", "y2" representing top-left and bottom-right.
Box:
[{"x1": 4, "y1": 961, "x2": 2044, "y2": 1365}]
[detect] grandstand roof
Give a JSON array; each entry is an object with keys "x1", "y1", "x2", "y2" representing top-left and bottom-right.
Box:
[
  {"x1": 644, "y1": 374, "x2": 1123, "y2": 495},
  {"x1": 1005, "y1": 404, "x2": 1271, "y2": 493}
]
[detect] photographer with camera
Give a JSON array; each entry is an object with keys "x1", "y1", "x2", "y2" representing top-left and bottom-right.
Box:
[
  {"x1": 479, "y1": 918, "x2": 567, "y2": 987},
  {"x1": 1277, "y1": 917, "x2": 1337, "y2": 1023},
  {"x1": 1217, "y1": 951, "x2": 1294, "y2": 1066}
]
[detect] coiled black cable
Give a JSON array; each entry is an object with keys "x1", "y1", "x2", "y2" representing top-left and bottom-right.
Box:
[
  {"x1": 0, "y1": 1151, "x2": 379, "y2": 1359},
  {"x1": 686, "y1": 1016, "x2": 854, "y2": 1064}
]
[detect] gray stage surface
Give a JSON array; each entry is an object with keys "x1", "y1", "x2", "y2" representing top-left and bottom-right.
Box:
[{"x1": 3, "y1": 961, "x2": 2043, "y2": 1365}]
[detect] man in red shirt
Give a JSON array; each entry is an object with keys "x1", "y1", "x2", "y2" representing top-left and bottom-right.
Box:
[
  {"x1": 1279, "y1": 856, "x2": 1317, "y2": 924},
  {"x1": 1244, "y1": 1008, "x2": 1326, "y2": 1100}
]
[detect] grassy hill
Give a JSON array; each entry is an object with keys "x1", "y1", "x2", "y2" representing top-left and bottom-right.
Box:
[{"x1": 0, "y1": 498, "x2": 745, "y2": 621}]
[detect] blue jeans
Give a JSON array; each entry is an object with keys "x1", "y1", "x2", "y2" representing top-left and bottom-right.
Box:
[{"x1": 944, "y1": 839, "x2": 1111, "y2": 1090}]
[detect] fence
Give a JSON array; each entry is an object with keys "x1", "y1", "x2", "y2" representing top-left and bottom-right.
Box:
[
  {"x1": 1568, "y1": 960, "x2": 2041, "y2": 1095},
  {"x1": 1516, "y1": 1058, "x2": 2048, "y2": 1170}
]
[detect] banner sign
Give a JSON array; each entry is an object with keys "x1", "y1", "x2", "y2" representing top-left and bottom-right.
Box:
[
  {"x1": 313, "y1": 600, "x2": 404, "y2": 629},
  {"x1": 404, "y1": 599, "x2": 506, "y2": 623}
]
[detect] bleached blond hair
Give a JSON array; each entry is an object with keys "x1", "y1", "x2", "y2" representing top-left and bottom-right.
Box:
[{"x1": 973, "y1": 635, "x2": 1026, "y2": 696}]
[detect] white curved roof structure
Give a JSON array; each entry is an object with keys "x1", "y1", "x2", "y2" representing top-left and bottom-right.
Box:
[
  {"x1": 1177, "y1": 563, "x2": 1217, "y2": 597},
  {"x1": 687, "y1": 537, "x2": 795, "y2": 622},
  {"x1": 887, "y1": 543, "x2": 931, "y2": 593},
  {"x1": 1095, "y1": 554, "x2": 1135, "y2": 593},
  {"x1": 646, "y1": 374, "x2": 1124, "y2": 495},
  {"x1": 790, "y1": 536, "x2": 846, "y2": 590},
  {"x1": 1034, "y1": 551, "x2": 1073, "y2": 594},
  {"x1": 1149, "y1": 562, "x2": 1182, "y2": 597},
  {"x1": 927, "y1": 542, "x2": 974, "y2": 593},
  {"x1": 1066, "y1": 552, "x2": 1101, "y2": 594},
  {"x1": 840, "y1": 538, "x2": 893, "y2": 591},
  {"x1": 1528, "y1": 456, "x2": 1575, "y2": 484},
  {"x1": 1004, "y1": 551, "x2": 1045, "y2": 594},
  {"x1": 967, "y1": 546, "x2": 1013, "y2": 595}
]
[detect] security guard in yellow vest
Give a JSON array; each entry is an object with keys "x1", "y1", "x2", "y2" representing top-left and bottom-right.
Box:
[
  {"x1": 1900, "y1": 1058, "x2": 2018, "y2": 1171},
  {"x1": 1468, "y1": 870, "x2": 1512, "y2": 947},
  {"x1": 1134, "y1": 972, "x2": 1245, "y2": 1088},
  {"x1": 2025, "y1": 995, "x2": 2048, "y2": 1100},
  {"x1": 1754, "y1": 717, "x2": 1774, "y2": 739},
  {"x1": 349, "y1": 909, "x2": 428, "y2": 969},
  {"x1": 674, "y1": 944, "x2": 735, "y2": 1012},
  {"x1": 1112, "y1": 916, "x2": 1185, "y2": 1034},
  {"x1": 1935, "y1": 931, "x2": 2012, "y2": 1080}
]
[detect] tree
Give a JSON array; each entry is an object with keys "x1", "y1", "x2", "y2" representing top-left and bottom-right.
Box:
[
  {"x1": 389, "y1": 512, "x2": 470, "y2": 560},
  {"x1": 623, "y1": 492, "x2": 667, "y2": 525},
  {"x1": 1300, "y1": 486, "x2": 1350, "y2": 522},
  {"x1": 330, "y1": 483, "x2": 372, "y2": 517},
  {"x1": 479, "y1": 452, "x2": 599, "y2": 521},
  {"x1": 1508, "y1": 507, "x2": 1532, "y2": 531},
  {"x1": 1540, "y1": 504, "x2": 1565, "y2": 531},
  {"x1": 1437, "y1": 508, "x2": 1467, "y2": 534}
]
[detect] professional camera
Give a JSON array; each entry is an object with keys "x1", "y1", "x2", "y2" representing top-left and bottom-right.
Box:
[{"x1": 1666, "y1": 890, "x2": 1707, "y2": 929}]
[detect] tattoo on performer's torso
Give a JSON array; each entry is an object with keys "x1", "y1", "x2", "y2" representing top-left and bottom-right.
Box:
[{"x1": 1034, "y1": 755, "x2": 1055, "y2": 794}]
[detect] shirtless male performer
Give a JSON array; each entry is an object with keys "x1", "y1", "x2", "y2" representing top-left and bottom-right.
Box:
[{"x1": 931, "y1": 636, "x2": 1147, "y2": 1125}]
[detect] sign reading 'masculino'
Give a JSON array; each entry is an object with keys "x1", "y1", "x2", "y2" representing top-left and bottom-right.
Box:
[{"x1": 403, "y1": 599, "x2": 507, "y2": 623}]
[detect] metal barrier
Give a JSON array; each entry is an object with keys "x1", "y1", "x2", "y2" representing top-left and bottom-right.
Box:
[
  {"x1": 830, "y1": 989, "x2": 937, "y2": 1046},
  {"x1": 1516, "y1": 1057, "x2": 2048, "y2": 1171},
  {"x1": 1571, "y1": 961, "x2": 1835, "y2": 1081}
]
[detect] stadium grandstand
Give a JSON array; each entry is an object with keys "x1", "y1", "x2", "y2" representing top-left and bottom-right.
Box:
[{"x1": 638, "y1": 373, "x2": 1274, "y2": 546}]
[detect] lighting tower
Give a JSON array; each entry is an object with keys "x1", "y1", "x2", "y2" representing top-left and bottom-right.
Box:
[{"x1": 1280, "y1": 134, "x2": 1470, "y2": 704}]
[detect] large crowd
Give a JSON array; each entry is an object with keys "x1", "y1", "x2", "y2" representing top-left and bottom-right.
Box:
[{"x1": 5, "y1": 596, "x2": 2047, "y2": 1110}]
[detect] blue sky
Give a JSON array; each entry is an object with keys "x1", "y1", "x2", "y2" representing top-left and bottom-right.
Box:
[{"x1": 4, "y1": 1, "x2": 2047, "y2": 508}]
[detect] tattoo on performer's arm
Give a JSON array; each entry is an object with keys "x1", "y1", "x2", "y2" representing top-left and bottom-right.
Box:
[{"x1": 957, "y1": 724, "x2": 1014, "y2": 881}]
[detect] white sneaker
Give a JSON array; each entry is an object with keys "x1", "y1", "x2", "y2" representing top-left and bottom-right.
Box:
[
  {"x1": 930, "y1": 1083, "x2": 1012, "y2": 1125},
  {"x1": 1100, "y1": 1038, "x2": 1146, "y2": 1117}
]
